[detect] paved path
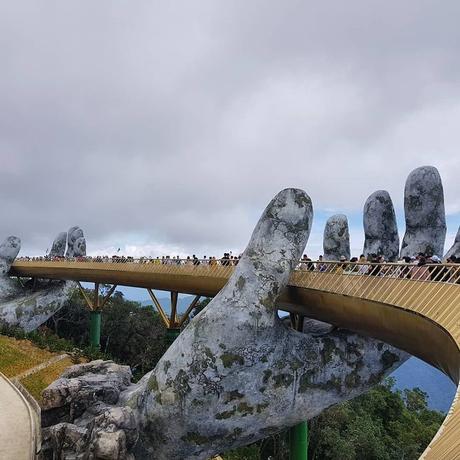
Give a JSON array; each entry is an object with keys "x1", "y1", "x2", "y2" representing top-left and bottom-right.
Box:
[{"x1": 0, "y1": 372, "x2": 36, "y2": 459}]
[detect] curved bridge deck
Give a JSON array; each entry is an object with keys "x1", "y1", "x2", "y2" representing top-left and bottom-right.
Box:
[{"x1": 10, "y1": 260, "x2": 460, "y2": 459}]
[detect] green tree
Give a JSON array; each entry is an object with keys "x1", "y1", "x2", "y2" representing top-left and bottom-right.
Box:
[{"x1": 225, "y1": 378, "x2": 445, "y2": 460}]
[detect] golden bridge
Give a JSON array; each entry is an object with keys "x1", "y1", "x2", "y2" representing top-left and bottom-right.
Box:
[{"x1": 9, "y1": 259, "x2": 460, "y2": 459}]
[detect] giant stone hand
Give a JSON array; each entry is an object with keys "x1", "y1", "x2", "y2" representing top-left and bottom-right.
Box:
[
  {"x1": 0, "y1": 226, "x2": 85, "y2": 331},
  {"x1": 41, "y1": 189, "x2": 408, "y2": 460}
]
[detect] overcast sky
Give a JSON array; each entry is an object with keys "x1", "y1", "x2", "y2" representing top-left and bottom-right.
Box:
[{"x1": 1, "y1": 1, "x2": 459, "y2": 259}]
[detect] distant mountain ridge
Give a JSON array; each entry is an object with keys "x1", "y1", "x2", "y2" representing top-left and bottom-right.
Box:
[{"x1": 139, "y1": 295, "x2": 194, "y2": 315}]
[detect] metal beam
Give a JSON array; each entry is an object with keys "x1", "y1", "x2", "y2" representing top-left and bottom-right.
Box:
[
  {"x1": 147, "y1": 288, "x2": 170, "y2": 328},
  {"x1": 77, "y1": 281, "x2": 94, "y2": 310},
  {"x1": 170, "y1": 291, "x2": 178, "y2": 327},
  {"x1": 100, "y1": 285, "x2": 118, "y2": 308},
  {"x1": 178, "y1": 295, "x2": 201, "y2": 327}
]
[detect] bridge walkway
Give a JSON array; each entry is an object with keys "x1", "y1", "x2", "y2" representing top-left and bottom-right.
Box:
[{"x1": 0, "y1": 371, "x2": 38, "y2": 459}]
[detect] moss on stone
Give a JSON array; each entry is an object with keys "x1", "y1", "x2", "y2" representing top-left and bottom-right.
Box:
[
  {"x1": 321, "y1": 337, "x2": 336, "y2": 365},
  {"x1": 148, "y1": 375, "x2": 159, "y2": 392},
  {"x1": 262, "y1": 369, "x2": 272, "y2": 384},
  {"x1": 272, "y1": 373, "x2": 294, "y2": 388},
  {"x1": 256, "y1": 402, "x2": 269, "y2": 413},
  {"x1": 298, "y1": 369, "x2": 316, "y2": 393},
  {"x1": 225, "y1": 390, "x2": 244, "y2": 402},
  {"x1": 381, "y1": 350, "x2": 399, "y2": 369},
  {"x1": 344, "y1": 370, "x2": 361, "y2": 388},
  {"x1": 236, "y1": 276, "x2": 246, "y2": 291},
  {"x1": 215, "y1": 408, "x2": 236, "y2": 419},
  {"x1": 181, "y1": 432, "x2": 209, "y2": 445},
  {"x1": 220, "y1": 352, "x2": 244, "y2": 368},
  {"x1": 236, "y1": 402, "x2": 254, "y2": 416}
]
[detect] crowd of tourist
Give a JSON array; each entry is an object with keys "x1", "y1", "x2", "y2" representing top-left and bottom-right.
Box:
[
  {"x1": 297, "y1": 252, "x2": 460, "y2": 282},
  {"x1": 15, "y1": 251, "x2": 460, "y2": 283}
]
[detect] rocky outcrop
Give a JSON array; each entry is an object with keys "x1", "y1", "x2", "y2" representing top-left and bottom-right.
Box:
[
  {"x1": 363, "y1": 191, "x2": 399, "y2": 261},
  {"x1": 323, "y1": 214, "x2": 350, "y2": 260},
  {"x1": 400, "y1": 166, "x2": 446, "y2": 258},
  {"x1": 66, "y1": 226, "x2": 86, "y2": 257},
  {"x1": 41, "y1": 361, "x2": 138, "y2": 460},
  {"x1": 445, "y1": 226, "x2": 460, "y2": 259},
  {"x1": 49, "y1": 232, "x2": 67, "y2": 257},
  {"x1": 42, "y1": 189, "x2": 407, "y2": 460}
]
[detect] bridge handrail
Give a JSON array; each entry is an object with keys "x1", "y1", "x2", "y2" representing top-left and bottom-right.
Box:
[{"x1": 13, "y1": 257, "x2": 460, "y2": 286}]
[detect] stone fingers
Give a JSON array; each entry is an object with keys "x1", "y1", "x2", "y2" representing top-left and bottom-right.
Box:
[
  {"x1": 0, "y1": 236, "x2": 21, "y2": 275},
  {"x1": 445, "y1": 226, "x2": 460, "y2": 259},
  {"x1": 400, "y1": 166, "x2": 446, "y2": 258},
  {"x1": 363, "y1": 190, "x2": 399, "y2": 261},
  {"x1": 49, "y1": 232, "x2": 67, "y2": 257},
  {"x1": 65, "y1": 226, "x2": 86, "y2": 257},
  {"x1": 323, "y1": 214, "x2": 350, "y2": 261}
]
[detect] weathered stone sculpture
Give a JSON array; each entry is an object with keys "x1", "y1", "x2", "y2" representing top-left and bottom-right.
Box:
[
  {"x1": 400, "y1": 166, "x2": 446, "y2": 258},
  {"x1": 0, "y1": 236, "x2": 23, "y2": 298},
  {"x1": 363, "y1": 191, "x2": 399, "y2": 261},
  {"x1": 66, "y1": 226, "x2": 86, "y2": 257},
  {"x1": 0, "y1": 236, "x2": 21, "y2": 275},
  {"x1": 323, "y1": 214, "x2": 350, "y2": 260},
  {"x1": 41, "y1": 189, "x2": 407, "y2": 459},
  {"x1": 0, "y1": 231, "x2": 78, "y2": 331},
  {"x1": 49, "y1": 232, "x2": 67, "y2": 257},
  {"x1": 445, "y1": 226, "x2": 460, "y2": 259}
]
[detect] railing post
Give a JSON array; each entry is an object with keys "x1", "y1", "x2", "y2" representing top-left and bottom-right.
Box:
[{"x1": 289, "y1": 313, "x2": 308, "y2": 460}]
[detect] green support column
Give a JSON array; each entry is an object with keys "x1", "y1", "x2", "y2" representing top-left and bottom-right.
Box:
[
  {"x1": 90, "y1": 311, "x2": 101, "y2": 348},
  {"x1": 166, "y1": 328, "x2": 180, "y2": 345},
  {"x1": 289, "y1": 314, "x2": 308, "y2": 460},
  {"x1": 289, "y1": 421, "x2": 308, "y2": 460}
]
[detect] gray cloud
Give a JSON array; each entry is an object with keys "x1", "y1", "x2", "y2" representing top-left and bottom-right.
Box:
[{"x1": 1, "y1": 1, "x2": 459, "y2": 257}]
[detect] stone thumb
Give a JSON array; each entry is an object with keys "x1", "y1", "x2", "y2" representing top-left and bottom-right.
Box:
[{"x1": 215, "y1": 188, "x2": 312, "y2": 319}]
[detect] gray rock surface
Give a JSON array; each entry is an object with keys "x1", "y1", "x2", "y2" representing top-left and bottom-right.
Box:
[
  {"x1": 323, "y1": 214, "x2": 351, "y2": 260},
  {"x1": 400, "y1": 166, "x2": 446, "y2": 258},
  {"x1": 445, "y1": 226, "x2": 460, "y2": 259},
  {"x1": 41, "y1": 361, "x2": 137, "y2": 460},
  {"x1": 0, "y1": 230, "x2": 79, "y2": 331},
  {"x1": 66, "y1": 226, "x2": 86, "y2": 257},
  {"x1": 42, "y1": 189, "x2": 407, "y2": 460},
  {"x1": 363, "y1": 191, "x2": 399, "y2": 261},
  {"x1": 49, "y1": 232, "x2": 67, "y2": 257},
  {"x1": 0, "y1": 236, "x2": 21, "y2": 275},
  {"x1": 0, "y1": 281, "x2": 75, "y2": 331}
]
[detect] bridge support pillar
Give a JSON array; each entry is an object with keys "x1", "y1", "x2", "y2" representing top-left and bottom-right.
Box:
[
  {"x1": 77, "y1": 282, "x2": 117, "y2": 349},
  {"x1": 289, "y1": 313, "x2": 308, "y2": 460},
  {"x1": 90, "y1": 311, "x2": 101, "y2": 348}
]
